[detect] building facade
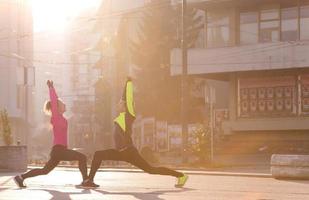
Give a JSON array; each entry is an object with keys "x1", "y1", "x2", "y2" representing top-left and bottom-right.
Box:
[
  {"x1": 0, "y1": 0, "x2": 34, "y2": 146},
  {"x1": 171, "y1": 0, "x2": 309, "y2": 161}
]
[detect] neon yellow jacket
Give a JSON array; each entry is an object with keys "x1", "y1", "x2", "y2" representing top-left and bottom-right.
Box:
[{"x1": 113, "y1": 78, "x2": 136, "y2": 149}]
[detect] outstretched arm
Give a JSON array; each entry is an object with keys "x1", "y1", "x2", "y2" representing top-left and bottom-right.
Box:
[{"x1": 47, "y1": 80, "x2": 59, "y2": 116}]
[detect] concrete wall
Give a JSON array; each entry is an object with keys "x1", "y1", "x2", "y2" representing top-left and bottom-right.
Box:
[
  {"x1": 0, "y1": 146, "x2": 27, "y2": 171},
  {"x1": 221, "y1": 71, "x2": 309, "y2": 135},
  {"x1": 214, "y1": 154, "x2": 271, "y2": 167},
  {"x1": 171, "y1": 42, "x2": 309, "y2": 76},
  {"x1": 223, "y1": 117, "x2": 309, "y2": 134}
]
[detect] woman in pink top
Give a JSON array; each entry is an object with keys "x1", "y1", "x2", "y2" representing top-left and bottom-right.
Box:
[{"x1": 14, "y1": 80, "x2": 88, "y2": 188}]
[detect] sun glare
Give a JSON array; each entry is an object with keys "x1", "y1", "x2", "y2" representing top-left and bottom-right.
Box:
[{"x1": 31, "y1": 0, "x2": 101, "y2": 32}]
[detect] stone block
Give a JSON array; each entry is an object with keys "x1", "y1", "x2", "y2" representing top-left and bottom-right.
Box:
[
  {"x1": 271, "y1": 154, "x2": 309, "y2": 179},
  {"x1": 0, "y1": 146, "x2": 27, "y2": 171}
]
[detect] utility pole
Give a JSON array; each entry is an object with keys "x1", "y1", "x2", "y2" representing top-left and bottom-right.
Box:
[
  {"x1": 181, "y1": 0, "x2": 188, "y2": 164},
  {"x1": 209, "y1": 85, "x2": 214, "y2": 164},
  {"x1": 17, "y1": 0, "x2": 29, "y2": 146},
  {"x1": 204, "y1": 82, "x2": 215, "y2": 164}
]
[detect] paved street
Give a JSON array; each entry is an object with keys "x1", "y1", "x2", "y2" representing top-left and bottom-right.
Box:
[{"x1": 0, "y1": 167, "x2": 309, "y2": 200}]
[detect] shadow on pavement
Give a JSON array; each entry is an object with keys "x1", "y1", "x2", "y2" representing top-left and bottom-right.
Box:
[
  {"x1": 0, "y1": 187, "x2": 8, "y2": 192},
  {"x1": 30, "y1": 188, "x2": 91, "y2": 200},
  {"x1": 27, "y1": 187, "x2": 194, "y2": 200},
  {"x1": 94, "y1": 187, "x2": 195, "y2": 200}
]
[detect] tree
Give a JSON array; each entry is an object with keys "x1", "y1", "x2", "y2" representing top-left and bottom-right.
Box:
[
  {"x1": 130, "y1": 0, "x2": 203, "y2": 121},
  {"x1": 94, "y1": 77, "x2": 112, "y2": 133},
  {"x1": 0, "y1": 109, "x2": 13, "y2": 146}
]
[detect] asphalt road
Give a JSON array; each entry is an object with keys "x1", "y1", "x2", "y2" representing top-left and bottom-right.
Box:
[{"x1": 0, "y1": 167, "x2": 309, "y2": 200}]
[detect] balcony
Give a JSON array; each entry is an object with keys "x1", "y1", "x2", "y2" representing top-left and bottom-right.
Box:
[{"x1": 171, "y1": 41, "x2": 309, "y2": 76}]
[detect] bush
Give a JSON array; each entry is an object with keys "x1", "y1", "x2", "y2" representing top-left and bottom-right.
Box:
[
  {"x1": 0, "y1": 109, "x2": 13, "y2": 146},
  {"x1": 190, "y1": 124, "x2": 211, "y2": 164}
]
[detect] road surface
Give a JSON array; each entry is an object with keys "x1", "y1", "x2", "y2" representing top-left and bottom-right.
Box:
[{"x1": 0, "y1": 167, "x2": 308, "y2": 200}]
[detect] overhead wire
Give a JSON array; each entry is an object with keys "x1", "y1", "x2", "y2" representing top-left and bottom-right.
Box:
[{"x1": 0, "y1": 0, "x2": 308, "y2": 68}]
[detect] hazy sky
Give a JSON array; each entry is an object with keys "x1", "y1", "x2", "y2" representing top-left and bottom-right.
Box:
[{"x1": 31, "y1": 0, "x2": 102, "y2": 32}]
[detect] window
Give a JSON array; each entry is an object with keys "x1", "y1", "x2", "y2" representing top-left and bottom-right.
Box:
[
  {"x1": 281, "y1": 7, "x2": 298, "y2": 41},
  {"x1": 207, "y1": 11, "x2": 230, "y2": 47},
  {"x1": 17, "y1": 85, "x2": 24, "y2": 109},
  {"x1": 300, "y1": 4, "x2": 309, "y2": 40},
  {"x1": 194, "y1": 9, "x2": 206, "y2": 48},
  {"x1": 261, "y1": 8, "x2": 279, "y2": 20},
  {"x1": 260, "y1": 8, "x2": 280, "y2": 42},
  {"x1": 240, "y1": 11, "x2": 258, "y2": 45}
]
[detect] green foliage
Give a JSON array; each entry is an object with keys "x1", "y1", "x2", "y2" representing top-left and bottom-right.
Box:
[
  {"x1": 0, "y1": 109, "x2": 13, "y2": 146},
  {"x1": 129, "y1": 0, "x2": 203, "y2": 121},
  {"x1": 189, "y1": 124, "x2": 211, "y2": 164}
]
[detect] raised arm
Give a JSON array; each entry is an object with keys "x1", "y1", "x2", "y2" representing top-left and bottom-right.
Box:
[
  {"x1": 114, "y1": 78, "x2": 136, "y2": 136},
  {"x1": 122, "y1": 77, "x2": 135, "y2": 118},
  {"x1": 47, "y1": 80, "x2": 59, "y2": 116}
]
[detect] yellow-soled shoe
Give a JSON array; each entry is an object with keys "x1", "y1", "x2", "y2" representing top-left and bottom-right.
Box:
[{"x1": 175, "y1": 174, "x2": 188, "y2": 188}]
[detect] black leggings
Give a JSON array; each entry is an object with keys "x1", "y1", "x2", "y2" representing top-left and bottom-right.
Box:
[
  {"x1": 21, "y1": 145, "x2": 88, "y2": 181},
  {"x1": 88, "y1": 146, "x2": 183, "y2": 181}
]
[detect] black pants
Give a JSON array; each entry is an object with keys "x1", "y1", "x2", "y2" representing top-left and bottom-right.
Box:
[
  {"x1": 21, "y1": 145, "x2": 88, "y2": 181},
  {"x1": 88, "y1": 146, "x2": 183, "y2": 181}
]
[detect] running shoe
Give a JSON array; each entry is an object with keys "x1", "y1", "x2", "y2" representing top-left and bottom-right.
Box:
[
  {"x1": 77, "y1": 180, "x2": 100, "y2": 189},
  {"x1": 175, "y1": 174, "x2": 188, "y2": 188},
  {"x1": 14, "y1": 175, "x2": 26, "y2": 188}
]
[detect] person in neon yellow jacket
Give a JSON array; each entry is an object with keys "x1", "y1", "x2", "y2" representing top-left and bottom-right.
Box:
[{"x1": 81, "y1": 77, "x2": 188, "y2": 188}]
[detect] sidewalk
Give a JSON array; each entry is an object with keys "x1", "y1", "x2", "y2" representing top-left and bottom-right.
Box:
[{"x1": 0, "y1": 166, "x2": 272, "y2": 197}]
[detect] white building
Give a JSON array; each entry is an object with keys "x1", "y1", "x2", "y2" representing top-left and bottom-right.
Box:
[
  {"x1": 170, "y1": 0, "x2": 309, "y2": 164},
  {"x1": 0, "y1": 0, "x2": 34, "y2": 146}
]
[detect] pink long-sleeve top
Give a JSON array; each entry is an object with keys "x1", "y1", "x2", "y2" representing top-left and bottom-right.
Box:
[{"x1": 49, "y1": 87, "x2": 68, "y2": 147}]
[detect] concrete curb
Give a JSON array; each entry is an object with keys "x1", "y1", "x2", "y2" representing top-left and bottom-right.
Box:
[
  {"x1": 96, "y1": 168, "x2": 272, "y2": 178},
  {"x1": 26, "y1": 165, "x2": 272, "y2": 178}
]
